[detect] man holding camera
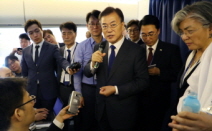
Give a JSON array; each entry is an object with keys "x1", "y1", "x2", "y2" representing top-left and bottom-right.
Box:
[
  {"x1": 57, "y1": 21, "x2": 80, "y2": 106},
  {"x1": 10, "y1": 33, "x2": 31, "y2": 61}
]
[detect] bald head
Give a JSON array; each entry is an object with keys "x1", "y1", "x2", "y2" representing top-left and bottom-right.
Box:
[{"x1": 0, "y1": 67, "x2": 15, "y2": 78}]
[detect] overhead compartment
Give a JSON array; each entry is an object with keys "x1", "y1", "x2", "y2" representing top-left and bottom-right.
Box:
[
  {"x1": 0, "y1": 0, "x2": 25, "y2": 26},
  {"x1": 0, "y1": 0, "x2": 139, "y2": 26}
]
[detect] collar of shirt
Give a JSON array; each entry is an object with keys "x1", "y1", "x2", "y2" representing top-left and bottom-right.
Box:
[
  {"x1": 90, "y1": 36, "x2": 106, "y2": 47},
  {"x1": 108, "y1": 35, "x2": 124, "y2": 57},
  {"x1": 135, "y1": 38, "x2": 141, "y2": 44},
  {"x1": 64, "y1": 42, "x2": 77, "y2": 63},
  {"x1": 33, "y1": 39, "x2": 44, "y2": 48},
  {"x1": 56, "y1": 42, "x2": 60, "y2": 48},
  {"x1": 32, "y1": 39, "x2": 44, "y2": 61},
  {"x1": 146, "y1": 39, "x2": 159, "y2": 55}
]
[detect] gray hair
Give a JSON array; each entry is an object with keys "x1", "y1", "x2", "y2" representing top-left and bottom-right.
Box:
[{"x1": 171, "y1": 1, "x2": 212, "y2": 34}]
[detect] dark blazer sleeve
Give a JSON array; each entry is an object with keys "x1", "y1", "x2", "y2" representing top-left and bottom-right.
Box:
[
  {"x1": 159, "y1": 43, "x2": 182, "y2": 82},
  {"x1": 52, "y1": 44, "x2": 70, "y2": 70},
  {"x1": 46, "y1": 123, "x2": 62, "y2": 131},
  {"x1": 21, "y1": 47, "x2": 30, "y2": 77}
]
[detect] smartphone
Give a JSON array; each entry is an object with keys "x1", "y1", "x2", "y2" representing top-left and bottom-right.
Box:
[
  {"x1": 67, "y1": 91, "x2": 81, "y2": 114},
  {"x1": 17, "y1": 48, "x2": 22, "y2": 51},
  {"x1": 148, "y1": 64, "x2": 156, "y2": 69}
]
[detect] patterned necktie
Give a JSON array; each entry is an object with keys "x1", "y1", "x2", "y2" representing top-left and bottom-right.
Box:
[
  {"x1": 35, "y1": 45, "x2": 40, "y2": 64},
  {"x1": 147, "y1": 47, "x2": 153, "y2": 65},
  {"x1": 108, "y1": 45, "x2": 116, "y2": 74}
]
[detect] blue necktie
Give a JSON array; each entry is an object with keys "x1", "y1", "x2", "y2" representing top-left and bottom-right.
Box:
[
  {"x1": 108, "y1": 45, "x2": 116, "y2": 74},
  {"x1": 67, "y1": 50, "x2": 71, "y2": 63}
]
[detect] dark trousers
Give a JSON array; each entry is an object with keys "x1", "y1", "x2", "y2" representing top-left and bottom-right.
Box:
[
  {"x1": 59, "y1": 83, "x2": 74, "y2": 106},
  {"x1": 76, "y1": 83, "x2": 98, "y2": 131},
  {"x1": 34, "y1": 84, "x2": 56, "y2": 121},
  {"x1": 59, "y1": 83, "x2": 75, "y2": 131},
  {"x1": 34, "y1": 84, "x2": 56, "y2": 110},
  {"x1": 99, "y1": 107, "x2": 135, "y2": 131}
]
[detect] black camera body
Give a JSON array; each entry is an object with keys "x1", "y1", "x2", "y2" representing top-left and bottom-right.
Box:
[{"x1": 69, "y1": 62, "x2": 81, "y2": 70}]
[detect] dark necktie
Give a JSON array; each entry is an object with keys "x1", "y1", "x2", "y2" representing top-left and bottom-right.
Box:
[
  {"x1": 67, "y1": 50, "x2": 71, "y2": 63},
  {"x1": 147, "y1": 47, "x2": 153, "y2": 65},
  {"x1": 35, "y1": 45, "x2": 40, "y2": 65},
  {"x1": 108, "y1": 45, "x2": 116, "y2": 74}
]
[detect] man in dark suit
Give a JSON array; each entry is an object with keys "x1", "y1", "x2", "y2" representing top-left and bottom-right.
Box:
[
  {"x1": 126, "y1": 19, "x2": 144, "y2": 45},
  {"x1": 84, "y1": 7, "x2": 149, "y2": 131},
  {"x1": 21, "y1": 19, "x2": 75, "y2": 112},
  {"x1": 138, "y1": 15, "x2": 183, "y2": 131}
]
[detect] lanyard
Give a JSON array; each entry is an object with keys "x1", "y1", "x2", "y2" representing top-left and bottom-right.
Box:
[{"x1": 180, "y1": 52, "x2": 200, "y2": 87}]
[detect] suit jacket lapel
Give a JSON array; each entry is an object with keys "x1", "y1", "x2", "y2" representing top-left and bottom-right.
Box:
[
  {"x1": 26, "y1": 45, "x2": 35, "y2": 66},
  {"x1": 152, "y1": 40, "x2": 163, "y2": 64},
  {"x1": 37, "y1": 42, "x2": 48, "y2": 66},
  {"x1": 107, "y1": 39, "x2": 129, "y2": 81},
  {"x1": 103, "y1": 42, "x2": 109, "y2": 78},
  {"x1": 60, "y1": 46, "x2": 65, "y2": 57}
]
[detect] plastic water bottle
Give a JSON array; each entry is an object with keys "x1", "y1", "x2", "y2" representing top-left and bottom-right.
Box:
[{"x1": 181, "y1": 92, "x2": 200, "y2": 113}]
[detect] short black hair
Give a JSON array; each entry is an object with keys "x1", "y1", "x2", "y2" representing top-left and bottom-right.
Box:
[
  {"x1": 24, "y1": 19, "x2": 42, "y2": 33},
  {"x1": 127, "y1": 19, "x2": 140, "y2": 31},
  {"x1": 0, "y1": 78, "x2": 26, "y2": 131},
  {"x1": 5, "y1": 55, "x2": 19, "y2": 68},
  {"x1": 86, "y1": 10, "x2": 101, "y2": 23},
  {"x1": 59, "y1": 21, "x2": 77, "y2": 33},
  {"x1": 19, "y1": 33, "x2": 30, "y2": 41},
  {"x1": 139, "y1": 15, "x2": 160, "y2": 30},
  {"x1": 99, "y1": 7, "x2": 124, "y2": 22}
]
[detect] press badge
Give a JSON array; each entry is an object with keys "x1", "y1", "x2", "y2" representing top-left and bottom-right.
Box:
[{"x1": 65, "y1": 73, "x2": 70, "y2": 82}]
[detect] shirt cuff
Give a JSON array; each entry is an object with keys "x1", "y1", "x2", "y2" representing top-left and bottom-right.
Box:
[
  {"x1": 53, "y1": 119, "x2": 64, "y2": 129},
  {"x1": 114, "y1": 86, "x2": 119, "y2": 95}
]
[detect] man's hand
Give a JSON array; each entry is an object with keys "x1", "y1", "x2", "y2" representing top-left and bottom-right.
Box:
[
  {"x1": 99, "y1": 86, "x2": 116, "y2": 96},
  {"x1": 35, "y1": 112, "x2": 48, "y2": 121},
  {"x1": 11, "y1": 48, "x2": 17, "y2": 55},
  {"x1": 80, "y1": 96, "x2": 85, "y2": 107},
  {"x1": 168, "y1": 111, "x2": 212, "y2": 131},
  {"x1": 35, "y1": 108, "x2": 49, "y2": 114},
  {"x1": 55, "y1": 105, "x2": 78, "y2": 123},
  {"x1": 67, "y1": 68, "x2": 79, "y2": 75},
  {"x1": 148, "y1": 67, "x2": 160, "y2": 75},
  {"x1": 91, "y1": 51, "x2": 106, "y2": 67},
  {"x1": 34, "y1": 108, "x2": 49, "y2": 121}
]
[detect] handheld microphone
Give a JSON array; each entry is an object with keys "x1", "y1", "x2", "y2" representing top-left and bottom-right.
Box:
[{"x1": 94, "y1": 41, "x2": 106, "y2": 69}]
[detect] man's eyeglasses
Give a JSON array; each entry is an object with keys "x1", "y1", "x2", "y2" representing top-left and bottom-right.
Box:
[
  {"x1": 88, "y1": 23, "x2": 100, "y2": 28},
  {"x1": 27, "y1": 28, "x2": 41, "y2": 36},
  {"x1": 141, "y1": 32, "x2": 156, "y2": 38},
  {"x1": 17, "y1": 95, "x2": 36, "y2": 108},
  {"x1": 178, "y1": 23, "x2": 210, "y2": 37},
  {"x1": 8, "y1": 60, "x2": 16, "y2": 67},
  {"x1": 101, "y1": 22, "x2": 121, "y2": 30},
  {"x1": 127, "y1": 29, "x2": 139, "y2": 33}
]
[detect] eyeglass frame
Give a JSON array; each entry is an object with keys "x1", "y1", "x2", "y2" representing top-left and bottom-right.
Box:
[
  {"x1": 140, "y1": 31, "x2": 157, "y2": 38},
  {"x1": 178, "y1": 23, "x2": 210, "y2": 37},
  {"x1": 17, "y1": 95, "x2": 36, "y2": 108},
  {"x1": 88, "y1": 22, "x2": 101, "y2": 28},
  {"x1": 101, "y1": 22, "x2": 122, "y2": 30},
  {"x1": 27, "y1": 28, "x2": 41, "y2": 36},
  {"x1": 127, "y1": 28, "x2": 139, "y2": 33}
]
